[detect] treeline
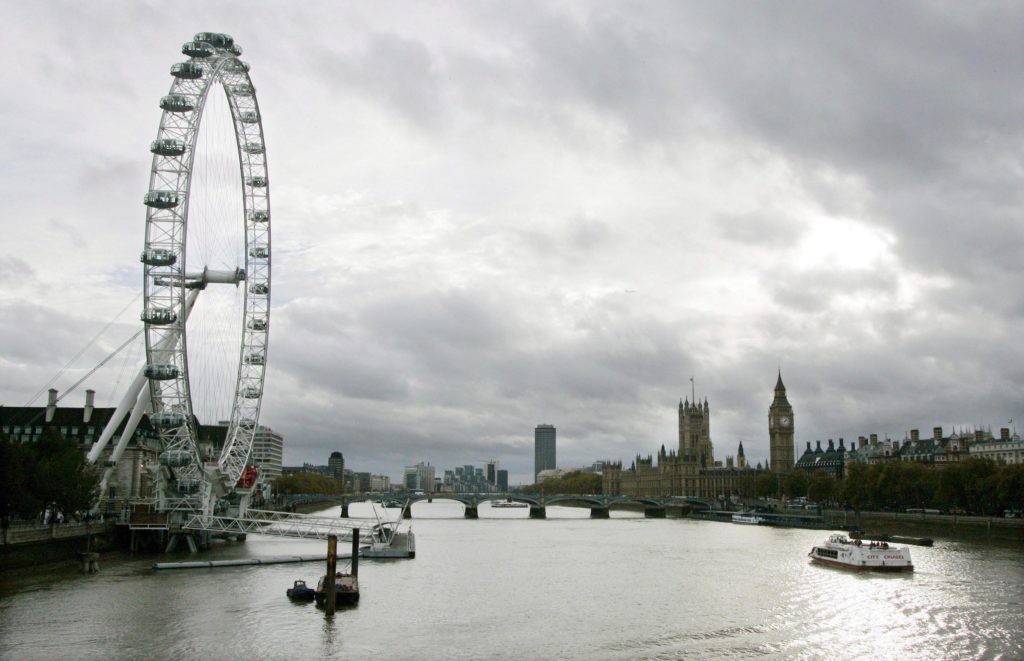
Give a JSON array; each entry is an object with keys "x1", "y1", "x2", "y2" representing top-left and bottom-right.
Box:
[
  {"x1": 272, "y1": 472, "x2": 345, "y2": 495},
  {"x1": 0, "y1": 429, "x2": 99, "y2": 524},
  {"x1": 516, "y1": 470, "x2": 602, "y2": 495},
  {"x1": 737, "y1": 458, "x2": 1024, "y2": 515}
]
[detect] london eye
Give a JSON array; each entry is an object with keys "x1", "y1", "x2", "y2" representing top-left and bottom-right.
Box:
[{"x1": 138, "y1": 31, "x2": 270, "y2": 516}]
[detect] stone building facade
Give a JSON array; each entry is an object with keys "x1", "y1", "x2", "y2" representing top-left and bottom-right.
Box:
[{"x1": 602, "y1": 377, "x2": 788, "y2": 499}]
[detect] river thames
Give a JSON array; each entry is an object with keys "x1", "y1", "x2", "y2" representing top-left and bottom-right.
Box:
[{"x1": 1, "y1": 501, "x2": 1022, "y2": 660}]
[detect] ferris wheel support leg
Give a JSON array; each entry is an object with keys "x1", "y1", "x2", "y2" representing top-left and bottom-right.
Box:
[
  {"x1": 88, "y1": 292, "x2": 197, "y2": 467},
  {"x1": 86, "y1": 369, "x2": 147, "y2": 465},
  {"x1": 97, "y1": 382, "x2": 152, "y2": 495}
]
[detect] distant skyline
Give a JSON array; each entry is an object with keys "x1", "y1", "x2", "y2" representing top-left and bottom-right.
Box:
[{"x1": 2, "y1": 3, "x2": 1022, "y2": 486}]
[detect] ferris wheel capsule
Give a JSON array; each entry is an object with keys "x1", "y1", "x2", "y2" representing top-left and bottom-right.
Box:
[
  {"x1": 144, "y1": 191, "x2": 180, "y2": 208},
  {"x1": 140, "y1": 248, "x2": 177, "y2": 266},
  {"x1": 247, "y1": 175, "x2": 267, "y2": 188},
  {"x1": 150, "y1": 138, "x2": 187, "y2": 156},
  {"x1": 243, "y1": 142, "x2": 264, "y2": 154},
  {"x1": 159, "y1": 450, "x2": 193, "y2": 467},
  {"x1": 182, "y1": 41, "x2": 214, "y2": 58},
  {"x1": 247, "y1": 210, "x2": 269, "y2": 223},
  {"x1": 141, "y1": 308, "x2": 177, "y2": 325},
  {"x1": 170, "y1": 62, "x2": 204, "y2": 80},
  {"x1": 176, "y1": 478, "x2": 201, "y2": 494},
  {"x1": 159, "y1": 94, "x2": 195, "y2": 113},
  {"x1": 150, "y1": 412, "x2": 187, "y2": 429},
  {"x1": 145, "y1": 364, "x2": 180, "y2": 380},
  {"x1": 193, "y1": 32, "x2": 233, "y2": 49},
  {"x1": 239, "y1": 111, "x2": 259, "y2": 124}
]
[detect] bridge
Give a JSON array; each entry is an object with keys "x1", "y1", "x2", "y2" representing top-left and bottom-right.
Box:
[{"x1": 282, "y1": 493, "x2": 717, "y2": 519}]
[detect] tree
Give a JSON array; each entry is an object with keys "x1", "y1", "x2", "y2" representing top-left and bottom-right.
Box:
[
  {"x1": 755, "y1": 472, "x2": 778, "y2": 499},
  {"x1": 839, "y1": 462, "x2": 872, "y2": 510},
  {"x1": 30, "y1": 427, "x2": 99, "y2": 518},
  {"x1": 736, "y1": 474, "x2": 758, "y2": 499},
  {"x1": 273, "y1": 472, "x2": 346, "y2": 495},
  {"x1": 783, "y1": 471, "x2": 809, "y2": 499},
  {"x1": 996, "y1": 464, "x2": 1024, "y2": 513},
  {"x1": 520, "y1": 471, "x2": 602, "y2": 495},
  {"x1": 807, "y1": 472, "x2": 835, "y2": 506},
  {"x1": 0, "y1": 433, "x2": 41, "y2": 527}
]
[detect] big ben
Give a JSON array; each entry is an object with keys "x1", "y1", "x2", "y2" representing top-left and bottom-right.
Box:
[{"x1": 769, "y1": 371, "x2": 795, "y2": 473}]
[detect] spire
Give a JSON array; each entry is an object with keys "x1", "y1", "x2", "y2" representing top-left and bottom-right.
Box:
[
  {"x1": 771, "y1": 370, "x2": 791, "y2": 407},
  {"x1": 738, "y1": 441, "x2": 745, "y2": 457}
]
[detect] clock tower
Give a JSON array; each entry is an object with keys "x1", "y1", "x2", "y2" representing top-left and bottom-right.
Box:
[{"x1": 769, "y1": 371, "x2": 795, "y2": 474}]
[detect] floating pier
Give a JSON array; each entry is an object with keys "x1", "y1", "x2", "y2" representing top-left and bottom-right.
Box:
[{"x1": 153, "y1": 553, "x2": 350, "y2": 570}]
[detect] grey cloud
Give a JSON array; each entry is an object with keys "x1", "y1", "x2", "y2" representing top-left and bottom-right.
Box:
[
  {"x1": 715, "y1": 211, "x2": 806, "y2": 247},
  {"x1": 316, "y1": 31, "x2": 449, "y2": 130},
  {"x1": 767, "y1": 265, "x2": 896, "y2": 314},
  {"x1": 0, "y1": 255, "x2": 37, "y2": 286}
]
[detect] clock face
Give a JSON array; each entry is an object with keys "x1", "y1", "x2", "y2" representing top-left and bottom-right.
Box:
[{"x1": 780, "y1": 416, "x2": 791, "y2": 427}]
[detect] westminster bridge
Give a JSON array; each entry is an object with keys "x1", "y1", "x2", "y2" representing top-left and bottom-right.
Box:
[{"x1": 281, "y1": 493, "x2": 718, "y2": 519}]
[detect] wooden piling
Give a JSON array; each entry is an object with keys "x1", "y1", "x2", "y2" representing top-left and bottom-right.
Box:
[
  {"x1": 325, "y1": 535, "x2": 337, "y2": 615},
  {"x1": 351, "y1": 528, "x2": 359, "y2": 578}
]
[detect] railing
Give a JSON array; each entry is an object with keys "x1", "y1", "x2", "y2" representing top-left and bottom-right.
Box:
[{"x1": 182, "y1": 509, "x2": 388, "y2": 541}]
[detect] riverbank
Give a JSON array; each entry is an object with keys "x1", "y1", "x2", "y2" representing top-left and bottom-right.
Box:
[
  {"x1": 0, "y1": 523, "x2": 120, "y2": 571},
  {"x1": 825, "y1": 509, "x2": 1024, "y2": 544},
  {"x1": 693, "y1": 508, "x2": 1023, "y2": 544}
]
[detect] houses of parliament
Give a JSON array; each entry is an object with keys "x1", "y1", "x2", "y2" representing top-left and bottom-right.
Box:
[{"x1": 602, "y1": 373, "x2": 795, "y2": 499}]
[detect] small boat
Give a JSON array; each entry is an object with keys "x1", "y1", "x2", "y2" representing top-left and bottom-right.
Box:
[
  {"x1": 491, "y1": 498, "x2": 528, "y2": 509},
  {"x1": 808, "y1": 534, "x2": 914, "y2": 572},
  {"x1": 731, "y1": 511, "x2": 763, "y2": 525},
  {"x1": 286, "y1": 579, "x2": 315, "y2": 601},
  {"x1": 314, "y1": 572, "x2": 360, "y2": 606}
]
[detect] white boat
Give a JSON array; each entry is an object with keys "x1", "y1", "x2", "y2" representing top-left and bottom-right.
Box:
[
  {"x1": 491, "y1": 499, "x2": 528, "y2": 509},
  {"x1": 808, "y1": 534, "x2": 914, "y2": 572},
  {"x1": 731, "y1": 512, "x2": 763, "y2": 525}
]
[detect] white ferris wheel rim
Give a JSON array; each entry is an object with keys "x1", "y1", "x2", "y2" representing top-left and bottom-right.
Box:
[{"x1": 140, "y1": 32, "x2": 270, "y2": 498}]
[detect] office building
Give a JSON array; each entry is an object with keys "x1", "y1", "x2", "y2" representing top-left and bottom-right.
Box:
[
  {"x1": 535, "y1": 424, "x2": 557, "y2": 481},
  {"x1": 328, "y1": 451, "x2": 345, "y2": 481},
  {"x1": 250, "y1": 425, "x2": 284, "y2": 482}
]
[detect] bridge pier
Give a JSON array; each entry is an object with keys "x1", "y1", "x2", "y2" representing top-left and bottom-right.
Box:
[
  {"x1": 590, "y1": 507, "x2": 610, "y2": 519},
  {"x1": 403, "y1": 503, "x2": 413, "y2": 519},
  {"x1": 644, "y1": 507, "x2": 666, "y2": 518},
  {"x1": 340, "y1": 499, "x2": 349, "y2": 518},
  {"x1": 464, "y1": 506, "x2": 479, "y2": 519},
  {"x1": 529, "y1": 506, "x2": 546, "y2": 519}
]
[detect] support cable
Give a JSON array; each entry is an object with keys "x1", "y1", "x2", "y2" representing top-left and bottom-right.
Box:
[{"x1": 23, "y1": 293, "x2": 141, "y2": 405}]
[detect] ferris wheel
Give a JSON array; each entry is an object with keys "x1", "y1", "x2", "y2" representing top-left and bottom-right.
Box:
[{"x1": 140, "y1": 32, "x2": 271, "y2": 514}]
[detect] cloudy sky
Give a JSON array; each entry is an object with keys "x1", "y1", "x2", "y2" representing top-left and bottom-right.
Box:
[{"x1": 2, "y1": 2, "x2": 1022, "y2": 484}]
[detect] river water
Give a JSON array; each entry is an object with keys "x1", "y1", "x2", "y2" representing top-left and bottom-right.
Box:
[{"x1": 1, "y1": 501, "x2": 1022, "y2": 660}]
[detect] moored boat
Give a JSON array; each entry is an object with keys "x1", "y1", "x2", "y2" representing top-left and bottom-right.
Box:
[
  {"x1": 731, "y1": 511, "x2": 763, "y2": 525},
  {"x1": 286, "y1": 579, "x2": 315, "y2": 601},
  {"x1": 808, "y1": 533, "x2": 913, "y2": 572},
  {"x1": 314, "y1": 571, "x2": 360, "y2": 606},
  {"x1": 491, "y1": 498, "x2": 528, "y2": 509}
]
